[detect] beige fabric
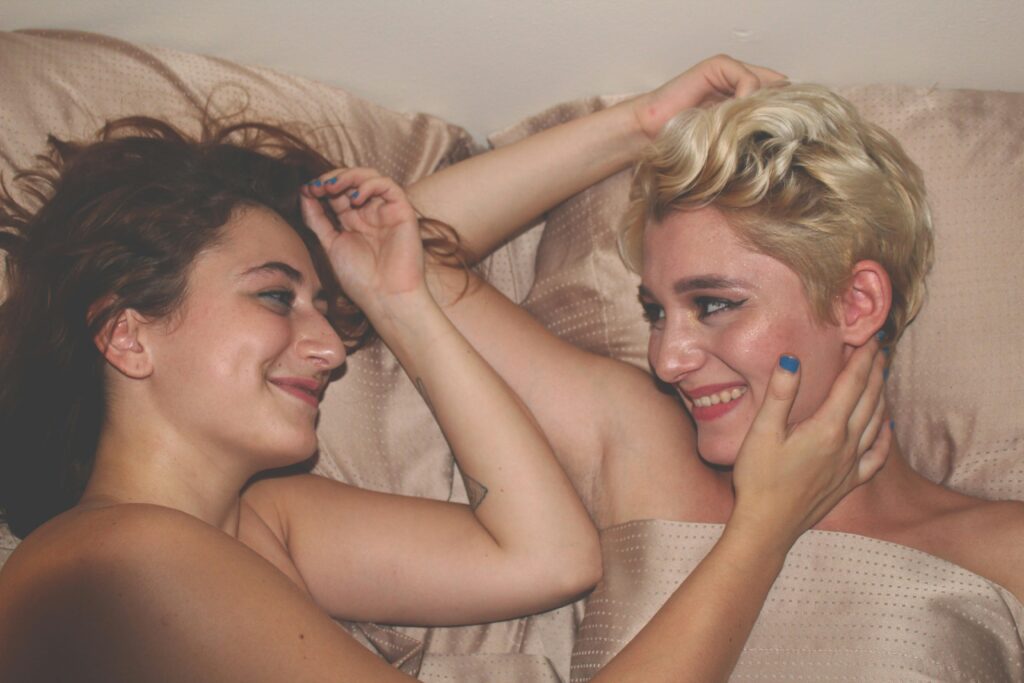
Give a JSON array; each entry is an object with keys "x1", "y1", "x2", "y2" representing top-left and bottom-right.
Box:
[
  {"x1": 0, "y1": 29, "x2": 569, "y2": 678},
  {"x1": 492, "y1": 86, "x2": 1024, "y2": 504},
  {"x1": 572, "y1": 520, "x2": 1024, "y2": 682},
  {"x1": 3, "y1": 27, "x2": 1023, "y2": 682}
]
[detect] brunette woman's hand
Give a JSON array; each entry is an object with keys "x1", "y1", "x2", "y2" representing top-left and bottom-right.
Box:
[
  {"x1": 301, "y1": 168, "x2": 425, "y2": 310},
  {"x1": 632, "y1": 55, "x2": 786, "y2": 139},
  {"x1": 729, "y1": 340, "x2": 891, "y2": 549}
]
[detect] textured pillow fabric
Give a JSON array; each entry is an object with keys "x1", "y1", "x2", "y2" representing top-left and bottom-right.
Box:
[
  {"x1": 0, "y1": 29, "x2": 577, "y2": 679},
  {"x1": 491, "y1": 86, "x2": 1024, "y2": 504}
]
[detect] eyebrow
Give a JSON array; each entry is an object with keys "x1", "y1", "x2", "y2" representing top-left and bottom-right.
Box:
[
  {"x1": 241, "y1": 261, "x2": 304, "y2": 282},
  {"x1": 241, "y1": 261, "x2": 330, "y2": 305},
  {"x1": 638, "y1": 275, "x2": 753, "y2": 299}
]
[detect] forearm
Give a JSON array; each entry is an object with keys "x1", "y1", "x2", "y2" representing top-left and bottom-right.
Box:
[
  {"x1": 408, "y1": 97, "x2": 647, "y2": 261},
  {"x1": 592, "y1": 524, "x2": 789, "y2": 683},
  {"x1": 367, "y1": 289, "x2": 599, "y2": 575}
]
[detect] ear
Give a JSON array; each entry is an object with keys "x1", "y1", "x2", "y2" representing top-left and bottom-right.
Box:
[
  {"x1": 94, "y1": 309, "x2": 154, "y2": 379},
  {"x1": 836, "y1": 260, "x2": 891, "y2": 345}
]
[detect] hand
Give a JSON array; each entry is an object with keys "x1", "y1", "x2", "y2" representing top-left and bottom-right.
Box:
[
  {"x1": 300, "y1": 168, "x2": 426, "y2": 310},
  {"x1": 633, "y1": 55, "x2": 786, "y2": 139},
  {"x1": 729, "y1": 340, "x2": 891, "y2": 547}
]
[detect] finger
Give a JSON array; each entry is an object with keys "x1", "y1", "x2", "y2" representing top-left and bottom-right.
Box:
[
  {"x1": 810, "y1": 338, "x2": 880, "y2": 429},
  {"x1": 748, "y1": 354, "x2": 802, "y2": 438},
  {"x1": 845, "y1": 346, "x2": 886, "y2": 446},
  {"x1": 300, "y1": 193, "x2": 339, "y2": 248},
  {"x1": 347, "y1": 176, "x2": 405, "y2": 208},
  {"x1": 706, "y1": 56, "x2": 762, "y2": 98},
  {"x1": 742, "y1": 62, "x2": 788, "y2": 86},
  {"x1": 306, "y1": 167, "x2": 382, "y2": 199},
  {"x1": 856, "y1": 386, "x2": 886, "y2": 456},
  {"x1": 856, "y1": 418, "x2": 892, "y2": 483}
]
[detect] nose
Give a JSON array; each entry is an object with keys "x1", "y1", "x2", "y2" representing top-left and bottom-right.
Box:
[
  {"x1": 297, "y1": 309, "x2": 346, "y2": 371},
  {"x1": 648, "y1": 318, "x2": 705, "y2": 384}
]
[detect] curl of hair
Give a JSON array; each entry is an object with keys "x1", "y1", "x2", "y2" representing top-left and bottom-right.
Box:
[
  {"x1": 0, "y1": 115, "x2": 466, "y2": 538},
  {"x1": 621, "y1": 84, "x2": 934, "y2": 347}
]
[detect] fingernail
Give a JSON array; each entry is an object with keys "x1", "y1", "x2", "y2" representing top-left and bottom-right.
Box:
[
  {"x1": 350, "y1": 190, "x2": 359, "y2": 199},
  {"x1": 779, "y1": 354, "x2": 799, "y2": 373},
  {"x1": 327, "y1": 177, "x2": 338, "y2": 185},
  {"x1": 889, "y1": 419, "x2": 895, "y2": 431},
  {"x1": 313, "y1": 179, "x2": 322, "y2": 187}
]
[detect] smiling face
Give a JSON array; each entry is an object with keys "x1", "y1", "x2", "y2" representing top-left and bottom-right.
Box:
[
  {"x1": 640, "y1": 206, "x2": 847, "y2": 466},
  {"x1": 142, "y1": 205, "x2": 345, "y2": 471}
]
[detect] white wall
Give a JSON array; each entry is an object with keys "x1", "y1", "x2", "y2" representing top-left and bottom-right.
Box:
[{"x1": 6, "y1": 0, "x2": 1023, "y2": 139}]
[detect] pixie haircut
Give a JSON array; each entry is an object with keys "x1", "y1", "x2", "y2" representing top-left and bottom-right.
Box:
[{"x1": 620, "y1": 84, "x2": 934, "y2": 346}]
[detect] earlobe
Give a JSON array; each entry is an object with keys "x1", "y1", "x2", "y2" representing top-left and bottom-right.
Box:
[
  {"x1": 95, "y1": 310, "x2": 154, "y2": 379},
  {"x1": 838, "y1": 260, "x2": 891, "y2": 345}
]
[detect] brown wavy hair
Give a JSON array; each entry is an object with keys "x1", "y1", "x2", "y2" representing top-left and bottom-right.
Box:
[{"x1": 0, "y1": 116, "x2": 464, "y2": 538}]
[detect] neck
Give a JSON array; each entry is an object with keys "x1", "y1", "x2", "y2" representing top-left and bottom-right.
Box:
[
  {"x1": 80, "y1": 418, "x2": 253, "y2": 535},
  {"x1": 810, "y1": 436, "x2": 935, "y2": 534}
]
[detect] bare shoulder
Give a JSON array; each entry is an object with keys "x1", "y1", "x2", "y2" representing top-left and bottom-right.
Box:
[
  {"x1": 594, "y1": 359, "x2": 729, "y2": 528},
  {"x1": 0, "y1": 503, "x2": 402, "y2": 682},
  {"x1": 931, "y1": 496, "x2": 1024, "y2": 602}
]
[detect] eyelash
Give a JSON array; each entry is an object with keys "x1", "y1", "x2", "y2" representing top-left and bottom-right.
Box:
[
  {"x1": 695, "y1": 296, "x2": 746, "y2": 319},
  {"x1": 639, "y1": 296, "x2": 747, "y2": 326},
  {"x1": 259, "y1": 289, "x2": 296, "y2": 312},
  {"x1": 640, "y1": 301, "x2": 665, "y2": 326}
]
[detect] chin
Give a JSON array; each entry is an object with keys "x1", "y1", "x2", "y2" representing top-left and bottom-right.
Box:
[{"x1": 695, "y1": 435, "x2": 741, "y2": 469}]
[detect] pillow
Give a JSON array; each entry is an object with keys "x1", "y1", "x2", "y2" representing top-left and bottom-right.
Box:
[
  {"x1": 0, "y1": 29, "x2": 576, "y2": 679},
  {"x1": 491, "y1": 86, "x2": 1024, "y2": 503}
]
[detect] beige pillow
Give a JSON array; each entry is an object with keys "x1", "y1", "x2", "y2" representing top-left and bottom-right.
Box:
[
  {"x1": 0, "y1": 29, "x2": 576, "y2": 679},
  {"x1": 492, "y1": 86, "x2": 1024, "y2": 504}
]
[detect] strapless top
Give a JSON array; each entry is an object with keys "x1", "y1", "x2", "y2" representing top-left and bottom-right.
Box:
[{"x1": 571, "y1": 520, "x2": 1024, "y2": 682}]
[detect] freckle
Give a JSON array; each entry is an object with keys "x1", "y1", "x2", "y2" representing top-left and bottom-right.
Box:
[{"x1": 298, "y1": 633, "x2": 305, "y2": 640}]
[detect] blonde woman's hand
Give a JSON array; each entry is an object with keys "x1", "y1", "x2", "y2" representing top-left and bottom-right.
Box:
[
  {"x1": 633, "y1": 55, "x2": 786, "y2": 139},
  {"x1": 729, "y1": 340, "x2": 891, "y2": 549},
  {"x1": 301, "y1": 168, "x2": 425, "y2": 311}
]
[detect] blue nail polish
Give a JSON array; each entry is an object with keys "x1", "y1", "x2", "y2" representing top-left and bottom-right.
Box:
[
  {"x1": 890, "y1": 419, "x2": 895, "y2": 431},
  {"x1": 327, "y1": 177, "x2": 338, "y2": 185},
  {"x1": 779, "y1": 355, "x2": 800, "y2": 373},
  {"x1": 313, "y1": 179, "x2": 322, "y2": 187},
  {"x1": 350, "y1": 190, "x2": 360, "y2": 199}
]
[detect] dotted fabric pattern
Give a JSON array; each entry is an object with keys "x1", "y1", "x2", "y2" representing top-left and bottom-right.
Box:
[{"x1": 571, "y1": 520, "x2": 1024, "y2": 682}]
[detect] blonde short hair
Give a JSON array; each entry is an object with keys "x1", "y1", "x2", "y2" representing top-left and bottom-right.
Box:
[{"x1": 620, "y1": 84, "x2": 934, "y2": 345}]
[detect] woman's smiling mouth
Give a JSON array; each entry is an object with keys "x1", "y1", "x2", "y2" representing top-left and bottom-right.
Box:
[
  {"x1": 269, "y1": 377, "x2": 324, "y2": 408},
  {"x1": 682, "y1": 384, "x2": 748, "y2": 421}
]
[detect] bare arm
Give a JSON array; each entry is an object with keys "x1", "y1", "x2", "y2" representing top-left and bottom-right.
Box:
[
  {"x1": 406, "y1": 55, "x2": 784, "y2": 261},
  {"x1": 287, "y1": 174, "x2": 599, "y2": 624}
]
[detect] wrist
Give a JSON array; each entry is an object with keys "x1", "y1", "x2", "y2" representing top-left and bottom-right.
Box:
[{"x1": 723, "y1": 502, "x2": 804, "y2": 562}]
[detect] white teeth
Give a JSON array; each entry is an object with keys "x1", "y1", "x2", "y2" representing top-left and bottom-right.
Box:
[{"x1": 692, "y1": 387, "x2": 747, "y2": 408}]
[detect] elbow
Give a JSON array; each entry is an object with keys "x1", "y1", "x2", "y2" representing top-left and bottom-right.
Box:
[{"x1": 543, "y1": 531, "x2": 604, "y2": 602}]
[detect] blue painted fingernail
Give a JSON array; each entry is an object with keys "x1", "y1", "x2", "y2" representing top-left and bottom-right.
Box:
[
  {"x1": 779, "y1": 354, "x2": 799, "y2": 373},
  {"x1": 313, "y1": 179, "x2": 322, "y2": 187},
  {"x1": 890, "y1": 419, "x2": 895, "y2": 431},
  {"x1": 327, "y1": 177, "x2": 338, "y2": 185},
  {"x1": 350, "y1": 190, "x2": 359, "y2": 199}
]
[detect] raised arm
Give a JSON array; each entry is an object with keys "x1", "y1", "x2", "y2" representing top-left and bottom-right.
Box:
[
  {"x1": 407, "y1": 55, "x2": 784, "y2": 260},
  {"x1": 592, "y1": 342, "x2": 892, "y2": 682},
  {"x1": 270, "y1": 173, "x2": 600, "y2": 626}
]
